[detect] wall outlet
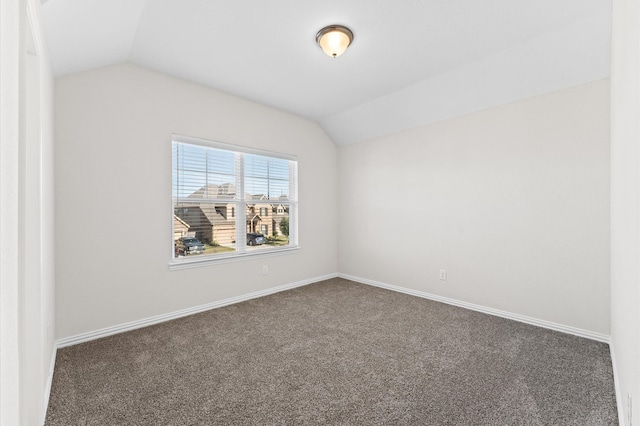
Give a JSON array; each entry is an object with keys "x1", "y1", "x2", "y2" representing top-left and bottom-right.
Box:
[
  {"x1": 439, "y1": 269, "x2": 447, "y2": 281},
  {"x1": 262, "y1": 265, "x2": 268, "y2": 275}
]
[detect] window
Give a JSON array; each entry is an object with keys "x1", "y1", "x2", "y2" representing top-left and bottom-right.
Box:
[{"x1": 171, "y1": 134, "x2": 297, "y2": 266}]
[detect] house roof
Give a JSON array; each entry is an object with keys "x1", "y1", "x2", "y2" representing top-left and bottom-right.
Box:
[
  {"x1": 173, "y1": 215, "x2": 190, "y2": 229},
  {"x1": 188, "y1": 184, "x2": 236, "y2": 199}
]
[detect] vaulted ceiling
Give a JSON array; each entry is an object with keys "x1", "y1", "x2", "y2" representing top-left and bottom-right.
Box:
[{"x1": 40, "y1": 0, "x2": 611, "y2": 145}]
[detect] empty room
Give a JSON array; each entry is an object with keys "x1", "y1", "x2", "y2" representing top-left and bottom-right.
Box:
[{"x1": 2, "y1": 0, "x2": 639, "y2": 425}]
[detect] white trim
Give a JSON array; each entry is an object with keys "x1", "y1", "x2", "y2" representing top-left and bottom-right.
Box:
[
  {"x1": 41, "y1": 347, "x2": 56, "y2": 426},
  {"x1": 171, "y1": 135, "x2": 299, "y2": 267},
  {"x1": 169, "y1": 246, "x2": 300, "y2": 271},
  {"x1": 55, "y1": 273, "x2": 338, "y2": 348},
  {"x1": 56, "y1": 272, "x2": 612, "y2": 347},
  {"x1": 339, "y1": 273, "x2": 611, "y2": 343},
  {"x1": 25, "y1": 0, "x2": 42, "y2": 56},
  {"x1": 0, "y1": 0, "x2": 23, "y2": 424},
  {"x1": 172, "y1": 133, "x2": 297, "y2": 161},
  {"x1": 609, "y1": 340, "x2": 626, "y2": 426}
]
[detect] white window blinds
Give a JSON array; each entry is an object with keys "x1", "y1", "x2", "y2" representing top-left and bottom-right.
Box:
[{"x1": 171, "y1": 135, "x2": 297, "y2": 264}]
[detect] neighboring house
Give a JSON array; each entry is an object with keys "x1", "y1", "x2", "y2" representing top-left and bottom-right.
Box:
[
  {"x1": 246, "y1": 194, "x2": 289, "y2": 237},
  {"x1": 270, "y1": 204, "x2": 288, "y2": 236},
  {"x1": 173, "y1": 215, "x2": 192, "y2": 240},
  {"x1": 174, "y1": 205, "x2": 213, "y2": 243},
  {"x1": 246, "y1": 194, "x2": 268, "y2": 235},
  {"x1": 173, "y1": 184, "x2": 236, "y2": 244},
  {"x1": 199, "y1": 203, "x2": 235, "y2": 245},
  {"x1": 175, "y1": 184, "x2": 289, "y2": 244}
]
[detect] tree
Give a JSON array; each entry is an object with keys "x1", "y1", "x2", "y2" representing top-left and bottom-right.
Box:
[{"x1": 279, "y1": 217, "x2": 289, "y2": 237}]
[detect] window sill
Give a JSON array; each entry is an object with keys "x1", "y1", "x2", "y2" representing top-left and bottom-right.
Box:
[{"x1": 168, "y1": 246, "x2": 300, "y2": 271}]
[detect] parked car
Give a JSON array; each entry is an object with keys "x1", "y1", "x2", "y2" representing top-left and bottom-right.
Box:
[
  {"x1": 175, "y1": 237, "x2": 205, "y2": 255},
  {"x1": 246, "y1": 233, "x2": 265, "y2": 246}
]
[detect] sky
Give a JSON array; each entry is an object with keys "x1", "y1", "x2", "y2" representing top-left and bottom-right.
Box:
[{"x1": 172, "y1": 142, "x2": 291, "y2": 201}]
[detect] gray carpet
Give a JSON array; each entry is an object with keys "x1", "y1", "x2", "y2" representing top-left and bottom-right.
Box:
[{"x1": 46, "y1": 278, "x2": 618, "y2": 425}]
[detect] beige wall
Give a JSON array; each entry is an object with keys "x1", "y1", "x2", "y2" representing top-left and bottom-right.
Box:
[
  {"x1": 55, "y1": 64, "x2": 338, "y2": 339},
  {"x1": 338, "y1": 79, "x2": 611, "y2": 335},
  {"x1": 611, "y1": 0, "x2": 640, "y2": 423}
]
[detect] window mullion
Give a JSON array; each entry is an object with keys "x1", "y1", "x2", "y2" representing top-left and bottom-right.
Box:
[
  {"x1": 289, "y1": 161, "x2": 298, "y2": 247},
  {"x1": 236, "y1": 152, "x2": 246, "y2": 254}
]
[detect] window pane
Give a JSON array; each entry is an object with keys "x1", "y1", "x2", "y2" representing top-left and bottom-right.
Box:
[
  {"x1": 244, "y1": 154, "x2": 290, "y2": 201},
  {"x1": 174, "y1": 202, "x2": 237, "y2": 257},
  {"x1": 173, "y1": 142, "x2": 237, "y2": 202},
  {"x1": 172, "y1": 137, "x2": 297, "y2": 264},
  {"x1": 245, "y1": 205, "x2": 290, "y2": 252}
]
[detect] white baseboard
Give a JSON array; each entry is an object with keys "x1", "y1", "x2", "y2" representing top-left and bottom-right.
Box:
[
  {"x1": 49, "y1": 272, "x2": 619, "y2": 424},
  {"x1": 41, "y1": 345, "x2": 56, "y2": 426},
  {"x1": 55, "y1": 272, "x2": 610, "y2": 348},
  {"x1": 609, "y1": 340, "x2": 626, "y2": 426},
  {"x1": 55, "y1": 273, "x2": 338, "y2": 349},
  {"x1": 339, "y1": 273, "x2": 611, "y2": 343}
]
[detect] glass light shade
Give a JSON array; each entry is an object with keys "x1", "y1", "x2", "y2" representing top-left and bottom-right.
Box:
[{"x1": 316, "y1": 26, "x2": 353, "y2": 58}]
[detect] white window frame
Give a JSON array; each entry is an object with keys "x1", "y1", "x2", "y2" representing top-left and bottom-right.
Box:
[{"x1": 170, "y1": 134, "x2": 298, "y2": 270}]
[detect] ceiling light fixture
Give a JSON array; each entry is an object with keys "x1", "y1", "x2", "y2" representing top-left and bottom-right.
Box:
[{"x1": 316, "y1": 25, "x2": 354, "y2": 58}]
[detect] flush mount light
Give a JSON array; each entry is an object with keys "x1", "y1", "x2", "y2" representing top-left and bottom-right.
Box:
[{"x1": 316, "y1": 25, "x2": 354, "y2": 58}]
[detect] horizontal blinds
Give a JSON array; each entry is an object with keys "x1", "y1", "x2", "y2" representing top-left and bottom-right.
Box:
[
  {"x1": 173, "y1": 142, "x2": 297, "y2": 205},
  {"x1": 173, "y1": 142, "x2": 239, "y2": 203},
  {"x1": 244, "y1": 154, "x2": 292, "y2": 202},
  {"x1": 172, "y1": 137, "x2": 297, "y2": 260}
]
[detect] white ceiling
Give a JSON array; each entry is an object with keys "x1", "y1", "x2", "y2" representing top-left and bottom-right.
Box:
[{"x1": 40, "y1": 0, "x2": 611, "y2": 145}]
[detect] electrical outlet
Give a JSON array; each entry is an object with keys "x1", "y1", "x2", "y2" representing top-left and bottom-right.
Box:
[
  {"x1": 262, "y1": 265, "x2": 268, "y2": 275},
  {"x1": 439, "y1": 269, "x2": 447, "y2": 281}
]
